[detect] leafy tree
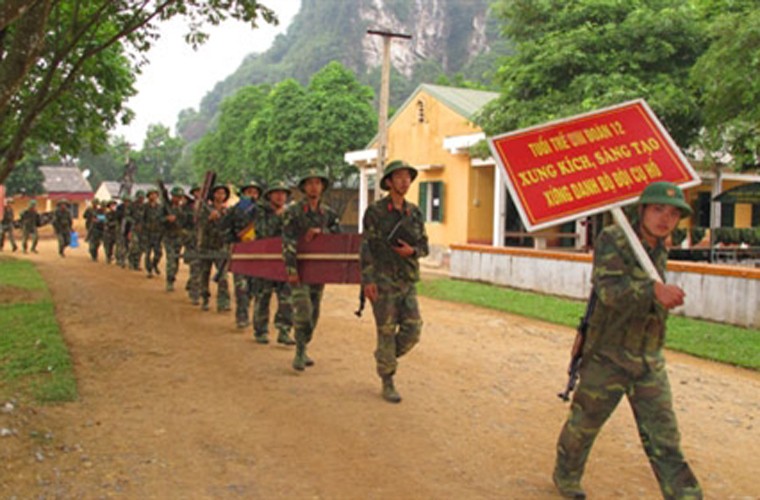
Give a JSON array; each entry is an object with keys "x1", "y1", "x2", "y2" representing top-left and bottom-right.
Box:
[
  {"x1": 0, "y1": 0, "x2": 278, "y2": 184},
  {"x1": 4, "y1": 158, "x2": 46, "y2": 197},
  {"x1": 479, "y1": 0, "x2": 707, "y2": 147},
  {"x1": 134, "y1": 124, "x2": 185, "y2": 183},
  {"x1": 690, "y1": 3, "x2": 760, "y2": 170},
  {"x1": 77, "y1": 136, "x2": 132, "y2": 190}
]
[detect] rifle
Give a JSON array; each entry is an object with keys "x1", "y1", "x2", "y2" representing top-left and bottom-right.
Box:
[
  {"x1": 157, "y1": 179, "x2": 171, "y2": 207},
  {"x1": 558, "y1": 290, "x2": 597, "y2": 402}
]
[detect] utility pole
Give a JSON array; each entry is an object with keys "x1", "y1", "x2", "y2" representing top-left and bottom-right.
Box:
[{"x1": 367, "y1": 29, "x2": 411, "y2": 201}]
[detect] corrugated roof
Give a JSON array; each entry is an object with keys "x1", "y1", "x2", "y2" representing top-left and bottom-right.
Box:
[
  {"x1": 365, "y1": 83, "x2": 499, "y2": 148},
  {"x1": 40, "y1": 166, "x2": 93, "y2": 193}
]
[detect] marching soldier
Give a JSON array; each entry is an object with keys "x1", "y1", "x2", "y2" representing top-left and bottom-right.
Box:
[
  {"x1": 1, "y1": 197, "x2": 18, "y2": 252},
  {"x1": 83, "y1": 199, "x2": 99, "y2": 244},
  {"x1": 20, "y1": 200, "x2": 41, "y2": 254},
  {"x1": 198, "y1": 184, "x2": 231, "y2": 312},
  {"x1": 88, "y1": 201, "x2": 106, "y2": 261},
  {"x1": 127, "y1": 190, "x2": 146, "y2": 270},
  {"x1": 360, "y1": 160, "x2": 429, "y2": 403},
  {"x1": 282, "y1": 169, "x2": 341, "y2": 371},
  {"x1": 52, "y1": 199, "x2": 74, "y2": 257},
  {"x1": 184, "y1": 185, "x2": 202, "y2": 304},
  {"x1": 553, "y1": 182, "x2": 702, "y2": 499},
  {"x1": 229, "y1": 179, "x2": 263, "y2": 329},
  {"x1": 115, "y1": 195, "x2": 132, "y2": 268},
  {"x1": 142, "y1": 188, "x2": 164, "y2": 278},
  {"x1": 163, "y1": 186, "x2": 187, "y2": 292},
  {"x1": 252, "y1": 180, "x2": 295, "y2": 345},
  {"x1": 103, "y1": 200, "x2": 120, "y2": 263}
]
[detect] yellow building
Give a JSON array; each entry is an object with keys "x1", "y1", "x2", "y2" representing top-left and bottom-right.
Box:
[{"x1": 346, "y1": 84, "x2": 501, "y2": 259}]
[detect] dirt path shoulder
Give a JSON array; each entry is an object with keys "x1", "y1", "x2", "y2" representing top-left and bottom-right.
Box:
[{"x1": 2, "y1": 239, "x2": 759, "y2": 498}]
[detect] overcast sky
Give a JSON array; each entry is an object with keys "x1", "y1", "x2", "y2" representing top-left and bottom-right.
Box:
[{"x1": 114, "y1": 1, "x2": 300, "y2": 147}]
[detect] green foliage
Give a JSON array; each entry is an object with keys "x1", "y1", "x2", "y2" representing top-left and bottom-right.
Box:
[
  {"x1": 0, "y1": 259, "x2": 77, "y2": 403},
  {"x1": 480, "y1": 0, "x2": 707, "y2": 147},
  {"x1": 671, "y1": 227, "x2": 687, "y2": 246},
  {"x1": 3, "y1": 156, "x2": 45, "y2": 197},
  {"x1": 1, "y1": 0, "x2": 278, "y2": 183},
  {"x1": 134, "y1": 124, "x2": 185, "y2": 183},
  {"x1": 418, "y1": 277, "x2": 760, "y2": 370},
  {"x1": 690, "y1": 4, "x2": 760, "y2": 170},
  {"x1": 690, "y1": 226, "x2": 706, "y2": 245},
  {"x1": 78, "y1": 136, "x2": 133, "y2": 189}
]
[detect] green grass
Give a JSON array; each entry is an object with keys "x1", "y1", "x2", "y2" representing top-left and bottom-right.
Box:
[
  {"x1": 418, "y1": 277, "x2": 760, "y2": 370},
  {"x1": 0, "y1": 258, "x2": 77, "y2": 403}
]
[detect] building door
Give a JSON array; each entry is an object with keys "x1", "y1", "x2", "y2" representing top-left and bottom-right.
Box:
[{"x1": 504, "y1": 195, "x2": 532, "y2": 247}]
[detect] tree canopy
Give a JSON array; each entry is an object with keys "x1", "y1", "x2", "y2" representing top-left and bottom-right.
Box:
[
  {"x1": 0, "y1": 0, "x2": 277, "y2": 184},
  {"x1": 479, "y1": 0, "x2": 707, "y2": 148}
]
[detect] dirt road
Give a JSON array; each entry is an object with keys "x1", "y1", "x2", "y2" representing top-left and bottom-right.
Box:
[{"x1": 2, "y1": 239, "x2": 759, "y2": 498}]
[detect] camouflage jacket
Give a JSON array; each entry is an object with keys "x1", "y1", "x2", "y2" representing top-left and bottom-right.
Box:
[
  {"x1": 360, "y1": 196, "x2": 429, "y2": 286},
  {"x1": 282, "y1": 198, "x2": 341, "y2": 276},
  {"x1": 254, "y1": 203, "x2": 286, "y2": 239},
  {"x1": 584, "y1": 225, "x2": 669, "y2": 374},
  {"x1": 129, "y1": 202, "x2": 146, "y2": 233},
  {"x1": 162, "y1": 202, "x2": 187, "y2": 239},
  {"x1": 142, "y1": 203, "x2": 164, "y2": 235},
  {"x1": 20, "y1": 209, "x2": 41, "y2": 231},
  {"x1": 52, "y1": 208, "x2": 73, "y2": 234},
  {"x1": 198, "y1": 203, "x2": 228, "y2": 250},
  {"x1": 104, "y1": 209, "x2": 120, "y2": 239},
  {"x1": 2, "y1": 206, "x2": 14, "y2": 227}
]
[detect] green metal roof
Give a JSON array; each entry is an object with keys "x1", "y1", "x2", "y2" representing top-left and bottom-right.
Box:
[
  {"x1": 365, "y1": 84, "x2": 499, "y2": 149},
  {"x1": 416, "y1": 84, "x2": 500, "y2": 120}
]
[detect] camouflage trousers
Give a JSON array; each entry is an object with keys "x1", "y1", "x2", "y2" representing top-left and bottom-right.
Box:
[
  {"x1": 55, "y1": 231, "x2": 71, "y2": 255},
  {"x1": 183, "y1": 236, "x2": 200, "y2": 300},
  {"x1": 370, "y1": 281, "x2": 422, "y2": 378},
  {"x1": 143, "y1": 233, "x2": 163, "y2": 275},
  {"x1": 555, "y1": 353, "x2": 702, "y2": 500},
  {"x1": 128, "y1": 232, "x2": 143, "y2": 270},
  {"x1": 254, "y1": 280, "x2": 292, "y2": 337},
  {"x1": 199, "y1": 258, "x2": 230, "y2": 311},
  {"x1": 103, "y1": 234, "x2": 116, "y2": 263},
  {"x1": 115, "y1": 233, "x2": 128, "y2": 267},
  {"x1": 1, "y1": 225, "x2": 17, "y2": 250},
  {"x1": 233, "y1": 273, "x2": 256, "y2": 325},
  {"x1": 163, "y1": 236, "x2": 182, "y2": 284},
  {"x1": 291, "y1": 283, "x2": 324, "y2": 346},
  {"x1": 22, "y1": 228, "x2": 38, "y2": 252},
  {"x1": 88, "y1": 232, "x2": 102, "y2": 260}
]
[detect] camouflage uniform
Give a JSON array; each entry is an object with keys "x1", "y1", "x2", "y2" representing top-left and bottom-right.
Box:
[
  {"x1": 360, "y1": 161, "x2": 429, "y2": 403},
  {"x1": 162, "y1": 189, "x2": 187, "y2": 291},
  {"x1": 88, "y1": 206, "x2": 106, "y2": 261},
  {"x1": 142, "y1": 194, "x2": 164, "y2": 277},
  {"x1": 1, "y1": 203, "x2": 18, "y2": 251},
  {"x1": 114, "y1": 198, "x2": 131, "y2": 268},
  {"x1": 198, "y1": 193, "x2": 230, "y2": 312},
  {"x1": 226, "y1": 187, "x2": 260, "y2": 328},
  {"x1": 183, "y1": 190, "x2": 202, "y2": 303},
  {"x1": 554, "y1": 223, "x2": 702, "y2": 499},
  {"x1": 103, "y1": 202, "x2": 119, "y2": 263},
  {"x1": 127, "y1": 194, "x2": 146, "y2": 270},
  {"x1": 282, "y1": 186, "x2": 341, "y2": 369},
  {"x1": 52, "y1": 202, "x2": 73, "y2": 256},
  {"x1": 82, "y1": 201, "x2": 98, "y2": 243},
  {"x1": 20, "y1": 203, "x2": 41, "y2": 253},
  {"x1": 253, "y1": 181, "x2": 294, "y2": 345}
]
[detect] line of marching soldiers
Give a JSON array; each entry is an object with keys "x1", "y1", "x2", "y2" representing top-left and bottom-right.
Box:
[
  {"x1": 73, "y1": 179, "x2": 300, "y2": 346},
  {"x1": 1, "y1": 197, "x2": 74, "y2": 255}
]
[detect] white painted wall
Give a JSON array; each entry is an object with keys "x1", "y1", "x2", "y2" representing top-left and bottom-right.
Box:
[{"x1": 450, "y1": 248, "x2": 760, "y2": 328}]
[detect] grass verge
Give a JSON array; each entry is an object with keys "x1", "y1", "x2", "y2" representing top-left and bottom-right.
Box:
[
  {"x1": 418, "y1": 276, "x2": 760, "y2": 370},
  {"x1": 0, "y1": 257, "x2": 77, "y2": 403}
]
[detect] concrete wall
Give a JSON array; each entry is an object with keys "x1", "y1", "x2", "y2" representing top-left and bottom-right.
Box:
[{"x1": 450, "y1": 244, "x2": 760, "y2": 329}]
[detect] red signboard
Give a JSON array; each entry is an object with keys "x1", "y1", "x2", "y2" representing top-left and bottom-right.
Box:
[
  {"x1": 229, "y1": 233, "x2": 361, "y2": 284},
  {"x1": 488, "y1": 99, "x2": 700, "y2": 232}
]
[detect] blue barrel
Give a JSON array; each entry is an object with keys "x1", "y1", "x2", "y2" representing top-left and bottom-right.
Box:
[{"x1": 70, "y1": 231, "x2": 79, "y2": 248}]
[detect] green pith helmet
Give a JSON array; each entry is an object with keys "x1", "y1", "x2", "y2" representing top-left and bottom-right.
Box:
[
  {"x1": 92, "y1": 198, "x2": 100, "y2": 206},
  {"x1": 107, "y1": 199, "x2": 118, "y2": 207},
  {"x1": 134, "y1": 190, "x2": 146, "y2": 198},
  {"x1": 210, "y1": 184, "x2": 230, "y2": 202},
  {"x1": 28, "y1": 199, "x2": 37, "y2": 207},
  {"x1": 121, "y1": 194, "x2": 132, "y2": 202},
  {"x1": 264, "y1": 180, "x2": 291, "y2": 199},
  {"x1": 297, "y1": 168, "x2": 330, "y2": 192},
  {"x1": 170, "y1": 186, "x2": 185, "y2": 197},
  {"x1": 57, "y1": 198, "x2": 70, "y2": 206},
  {"x1": 146, "y1": 187, "x2": 159, "y2": 196},
  {"x1": 380, "y1": 160, "x2": 418, "y2": 190},
  {"x1": 638, "y1": 181, "x2": 692, "y2": 218},
  {"x1": 238, "y1": 179, "x2": 263, "y2": 196},
  {"x1": 190, "y1": 185, "x2": 201, "y2": 194}
]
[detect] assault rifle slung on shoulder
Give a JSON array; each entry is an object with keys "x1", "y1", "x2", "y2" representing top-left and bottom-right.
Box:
[{"x1": 558, "y1": 290, "x2": 597, "y2": 402}]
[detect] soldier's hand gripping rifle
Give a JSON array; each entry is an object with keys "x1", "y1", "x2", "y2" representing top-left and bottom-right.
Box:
[{"x1": 558, "y1": 290, "x2": 597, "y2": 402}]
